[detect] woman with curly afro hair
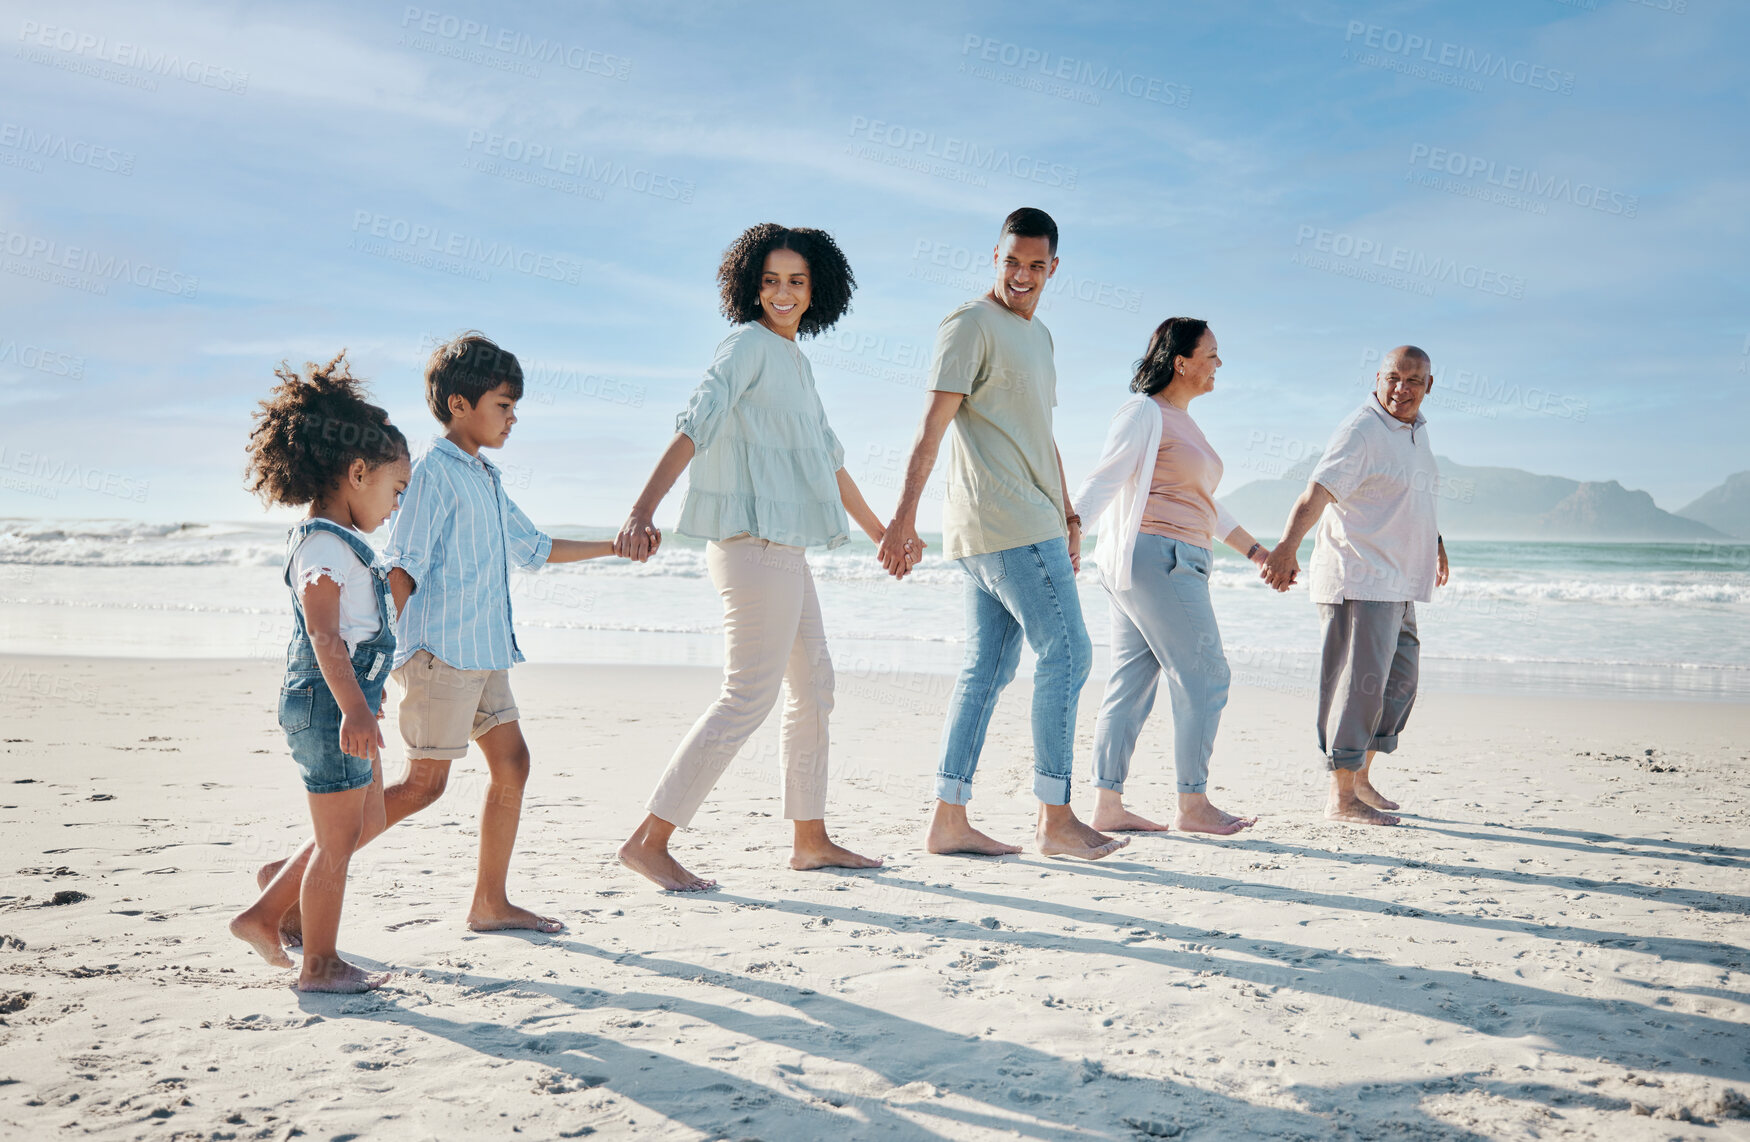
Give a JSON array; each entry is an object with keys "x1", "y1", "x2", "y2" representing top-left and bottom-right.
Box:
[{"x1": 613, "y1": 223, "x2": 901, "y2": 891}]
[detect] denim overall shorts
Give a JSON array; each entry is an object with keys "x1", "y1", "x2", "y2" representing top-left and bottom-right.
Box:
[{"x1": 278, "y1": 519, "x2": 396, "y2": 794}]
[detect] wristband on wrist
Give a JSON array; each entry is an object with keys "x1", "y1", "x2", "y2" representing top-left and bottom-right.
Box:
[
  {"x1": 1065, "y1": 513, "x2": 1082, "y2": 529},
  {"x1": 1247, "y1": 542, "x2": 1263, "y2": 561}
]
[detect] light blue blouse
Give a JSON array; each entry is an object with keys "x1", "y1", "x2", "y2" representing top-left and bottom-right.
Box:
[{"x1": 675, "y1": 322, "x2": 849, "y2": 549}]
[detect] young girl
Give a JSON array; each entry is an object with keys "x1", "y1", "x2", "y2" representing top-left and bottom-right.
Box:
[{"x1": 229, "y1": 353, "x2": 410, "y2": 992}]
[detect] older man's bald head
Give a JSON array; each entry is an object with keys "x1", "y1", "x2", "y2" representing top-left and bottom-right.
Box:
[{"x1": 1382, "y1": 345, "x2": 1430, "y2": 372}]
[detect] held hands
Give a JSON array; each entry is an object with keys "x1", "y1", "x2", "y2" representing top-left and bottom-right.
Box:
[
  {"x1": 1260, "y1": 544, "x2": 1299, "y2": 592},
  {"x1": 1437, "y1": 541, "x2": 1449, "y2": 587},
  {"x1": 877, "y1": 519, "x2": 925, "y2": 580},
  {"x1": 615, "y1": 510, "x2": 663, "y2": 563},
  {"x1": 1067, "y1": 520, "x2": 1082, "y2": 573},
  {"x1": 339, "y1": 706, "x2": 384, "y2": 764}
]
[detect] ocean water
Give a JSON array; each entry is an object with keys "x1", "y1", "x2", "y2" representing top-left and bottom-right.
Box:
[{"x1": 2, "y1": 518, "x2": 1747, "y2": 702}]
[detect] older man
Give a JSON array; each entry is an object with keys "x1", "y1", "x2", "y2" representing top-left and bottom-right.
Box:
[{"x1": 1261, "y1": 345, "x2": 1449, "y2": 825}]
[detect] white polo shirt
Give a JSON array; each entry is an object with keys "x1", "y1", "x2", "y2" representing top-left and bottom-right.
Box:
[{"x1": 1307, "y1": 398, "x2": 1439, "y2": 604}]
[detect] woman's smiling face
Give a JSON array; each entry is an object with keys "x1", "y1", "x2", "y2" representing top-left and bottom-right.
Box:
[{"x1": 758, "y1": 247, "x2": 811, "y2": 339}]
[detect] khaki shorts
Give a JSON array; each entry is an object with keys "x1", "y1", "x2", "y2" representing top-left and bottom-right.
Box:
[{"x1": 392, "y1": 649, "x2": 519, "y2": 761}]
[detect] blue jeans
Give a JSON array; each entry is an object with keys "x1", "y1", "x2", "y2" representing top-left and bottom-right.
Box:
[
  {"x1": 936, "y1": 537, "x2": 1092, "y2": 806},
  {"x1": 1091, "y1": 535, "x2": 1230, "y2": 795}
]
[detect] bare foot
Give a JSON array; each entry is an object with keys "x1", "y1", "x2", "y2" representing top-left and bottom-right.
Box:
[
  {"x1": 228, "y1": 912, "x2": 293, "y2": 969},
  {"x1": 1355, "y1": 781, "x2": 1399, "y2": 811},
  {"x1": 1176, "y1": 801, "x2": 1257, "y2": 836},
  {"x1": 618, "y1": 837, "x2": 717, "y2": 892},
  {"x1": 790, "y1": 837, "x2": 884, "y2": 871},
  {"x1": 297, "y1": 955, "x2": 389, "y2": 993},
  {"x1": 926, "y1": 817, "x2": 1023, "y2": 856},
  {"x1": 1089, "y1": 805, "x2": 1171, "y2": 832},
  {"x1": 1326, "y1": 794, "x2": 1400, "y2": 826},
  {"x1": 1037, "y1": 816, "x2": 1130, "y2": 861},
  {"x1": 466, "y1": 903, "x2": 566, "y2": 933},
  {"x1": 255, "y1": 859, "x2": 303, "y2": 947}
]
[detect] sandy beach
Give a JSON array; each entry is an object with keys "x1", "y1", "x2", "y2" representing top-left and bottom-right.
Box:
[{"x1": 1, "y1": 653, "x2": 1747, "y2": 1140}]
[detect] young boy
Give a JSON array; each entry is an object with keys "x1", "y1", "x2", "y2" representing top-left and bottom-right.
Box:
[{"x1": 381, "y1": 331, "x2": 611, "y2": 932}]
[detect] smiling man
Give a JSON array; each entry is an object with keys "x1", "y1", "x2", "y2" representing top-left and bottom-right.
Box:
[
  {"x1": 879, "y1": 208, "x2": 1126, "y2": 862},
  {"x1": 1261, "y1": 345, "x2": 1450, "y2": 825}
]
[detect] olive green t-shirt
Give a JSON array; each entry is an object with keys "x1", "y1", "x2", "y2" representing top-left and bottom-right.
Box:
[{"x1": 928, "y1": 296, "x2": 1067, "y2": 561}]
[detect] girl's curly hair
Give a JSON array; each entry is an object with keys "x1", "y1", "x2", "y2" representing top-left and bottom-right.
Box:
[
  {"x1": 245, "y1": 352, "x2": 408, "y2": 508},
  {"x1": 716, "y1": 223, "x2": 855, "y2": 337}
]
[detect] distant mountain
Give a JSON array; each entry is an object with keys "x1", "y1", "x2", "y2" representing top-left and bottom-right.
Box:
[
  {"x1": 1677, "y1": 471, "x2": 1750, "y2": 539},
  {"x1": 1536, "y1": 480, "x2": 1721, "y2": 540},
  {"x1": 1220, "y1": 454, "x2": 1726, "y2": 541}
]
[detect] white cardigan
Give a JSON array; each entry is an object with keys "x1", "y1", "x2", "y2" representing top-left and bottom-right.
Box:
[{"x1": 1072, "y1": 394, "x2": 1240, "y2": 593}]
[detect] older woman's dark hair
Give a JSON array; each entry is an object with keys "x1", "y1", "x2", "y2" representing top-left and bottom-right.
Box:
[
  {"x1": 717, "y1": 223, "x2": 855, "y2": 337},
  {"x1": 1130, "y1": 317, "x2": 1210, "y2": 396}
]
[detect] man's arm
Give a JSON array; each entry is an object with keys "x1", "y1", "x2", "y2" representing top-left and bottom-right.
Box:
[
  {"x1": 1054, "y1": 442, "x2": 1081, "y2": 573},
  {"x1": 878, "y1": 390, "x2": 964, "y2": 578},
  {"x1": 1436, "y1": 535, "x2": 1449, "y2": 587},
  {"x1": 1260, "y1": 480, "x2": 1336, "y2": 592}
]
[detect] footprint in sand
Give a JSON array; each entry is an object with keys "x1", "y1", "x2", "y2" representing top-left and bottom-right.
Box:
[{"x1": 385, "y1": 917, "x2": 440, "y2": 932}]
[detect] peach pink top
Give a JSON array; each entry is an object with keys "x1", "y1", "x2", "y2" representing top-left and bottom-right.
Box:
[{"x1": 1138, "y1": 400, "x2": 1232, "y2": 548}]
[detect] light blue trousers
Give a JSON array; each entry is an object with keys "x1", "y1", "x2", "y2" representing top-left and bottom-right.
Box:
[
  {"x1": 1091, "y1": 534, "x2": 1231, "y2": 795},
  {"x1": 936, "y1": 537, "x2": 1092, "y2": 806}
]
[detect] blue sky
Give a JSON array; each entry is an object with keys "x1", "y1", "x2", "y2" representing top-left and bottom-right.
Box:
[{"x1": 1, "y1": 0, "x2": 1744, "y2": 529}]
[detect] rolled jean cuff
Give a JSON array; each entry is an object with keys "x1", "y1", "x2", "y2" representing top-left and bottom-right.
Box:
[
  {"x1": 1177, "y1": 781, "x2": 1207, "y2": 795},
  {"x1": 1033, "y1": 771, "x2": 1072, "y2": 807},
  {"x1": 1370, "y1": 732, "x2": 1400, "y2": 754},
  {"x1": 1094, "y1": 777, "x2": 1125, "y2": 794},
  {"x1": 1324, "y1": 747, "x2": 1367, "y2": 772},
  {"x1": 935, "y1": 774, "x2": 974, "y2": 805}
]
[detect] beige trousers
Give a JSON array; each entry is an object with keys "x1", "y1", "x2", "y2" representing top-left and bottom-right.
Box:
[{"x1": 646, "y1": 535, "x2": 834, "y2": 827}]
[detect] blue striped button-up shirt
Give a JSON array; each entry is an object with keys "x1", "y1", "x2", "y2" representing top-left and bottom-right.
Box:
[{"x1": 383, "y1": 436, "x2": 553, "y2": 671}]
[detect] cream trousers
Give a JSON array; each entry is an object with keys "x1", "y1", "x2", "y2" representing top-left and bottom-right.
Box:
[{"x1": 646, "y1": 535, "x2": 834, "y2": 827}]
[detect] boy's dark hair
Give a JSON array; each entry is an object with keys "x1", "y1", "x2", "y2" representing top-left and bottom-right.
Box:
[
  {"x1": 425, "y1": 331, "x2": 523, "y2": 423},
  {"x1": 716, "y1": 223, "x2": 855, "y2": 338},
  {"x1": 245, "y1": 352, "x2": 408, "y2": 507},
  {"x1": 1000, "y1": 207, "x2": 1058, "y2": 255},
  {"x1": 1131, "y1": 316, "x2": 1210, "y2": 396}
]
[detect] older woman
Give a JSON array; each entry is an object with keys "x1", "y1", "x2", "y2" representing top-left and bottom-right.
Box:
[
  {"x1": 1072, "y1": 317, "x2": 1268, "y2": 835},
  {"x1": 614, "y1": 224, "x2": 890, "y2": 890}
]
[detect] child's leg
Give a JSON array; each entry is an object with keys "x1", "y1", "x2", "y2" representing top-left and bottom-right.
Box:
[
  {"x1": 467, "y1": 721, "x2": 562, "y2": 933},
  {"x1": 298, "y1": 784, "x2": 388, "y2": 993},
  {"x1": 249, "y1": 757, "x2": 413, "y2": 947},
  {"x1": 234, "y1": 758, "x2": 390, "y2": 963},
  {"x1": 384, "y1": 756, "x2": 453, "y2": 825}
]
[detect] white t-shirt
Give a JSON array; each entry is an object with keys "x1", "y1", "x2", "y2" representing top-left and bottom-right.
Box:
[
  {"x1": 1307, "y1": 398, "x2": 1440, "y2": 604},
  {"x1": 290, "y1": 530, "x2": 382, "y2": 654}
]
